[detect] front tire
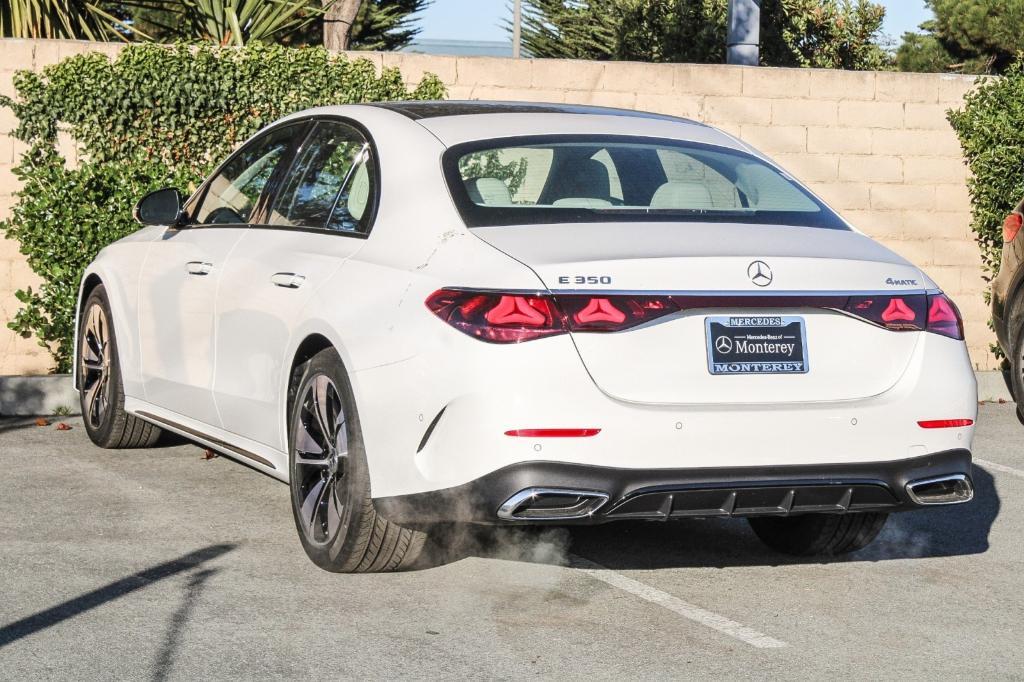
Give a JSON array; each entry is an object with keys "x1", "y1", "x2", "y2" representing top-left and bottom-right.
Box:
[
  {"x1": 79, "y1": 285, "x2": 162, "y2": 449},
  {"x1": 288, "y1": 348, "x2": 425, "y2": 572},
  {"x1": 748, "y1": 512, "x2": 888, "y2": 556}
]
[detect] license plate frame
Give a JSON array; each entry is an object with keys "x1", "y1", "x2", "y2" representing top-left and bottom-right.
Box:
[{"x1": 705, "y1": 315, "x2": 809, "y2": 375}]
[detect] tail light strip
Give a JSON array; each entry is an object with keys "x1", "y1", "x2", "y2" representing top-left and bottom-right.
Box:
[
  {"x1": 918, "y1": 419, "x2": 974, "y2": 429},
  {"x1": 426, "y1": 289, "x2": 965, "y2": 344}
]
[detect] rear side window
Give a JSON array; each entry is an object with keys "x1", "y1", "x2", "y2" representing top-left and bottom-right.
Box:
[
  {"x1": 445, "y1": 136, "x2": 845, "y2": 230},
  {"x1": 268, "y1": 121, "x2": 377, "y2": 233},
  {"x1": 194, "y1": 125, "x2": 298, "y2": 225}
]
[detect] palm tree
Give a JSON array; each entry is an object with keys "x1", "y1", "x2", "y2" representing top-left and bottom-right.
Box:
[
  {"x1": 0, "y1": 0, "x2": 131, "y2": 40},
  {"x1": 1, "y1": 0, "x2": 328, "y2": 45}
]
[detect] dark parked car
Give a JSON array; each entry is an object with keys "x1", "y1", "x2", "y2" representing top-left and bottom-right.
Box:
[{"x1": 992, "y1": 196, "x2": 1024, "y2": 422}]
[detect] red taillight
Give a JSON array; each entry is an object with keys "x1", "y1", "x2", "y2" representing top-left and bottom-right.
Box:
[
  {"x1": 485, "y1": 295, "x2": 552, "y2": 326},
  {"x1": 574, "y1": 297, "x2": 626, "y2": 325},
  {"x1": 559, "y1": 294, "x2": 678, "y2": 332},
  {"x1": 1004, "y1": 213, "x2": 1022, "y2": 242},
  {"x1": 843, "y1": 293, "x2": 962, "y2": 340},
  {"x1": 926, "y1": 293, "x2": 964, "y2": 340},
  {"x1": 918, "y1": 419, "x2": 974, "y2": 429},
  {"x1": 881, "y1": 297, "x2": 917, "y2": 323},
  {"x1": 428, "y1": 289, "x2": 965, "y2": 343},
  {"x1": 426, "y1": 289, "x2": 680, "y2": 342},
  {"x1": 425, "y1": 289, "x2": 565, "y2": 343},
  {"x1": 504, "y1": 428, "x2": 601, "y2": 437},
  {"x1": 845, "y1": 295, "x2": 926, "y2": 332}
]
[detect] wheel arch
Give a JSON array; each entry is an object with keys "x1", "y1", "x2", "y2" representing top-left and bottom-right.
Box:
[
  {"x1": 280, "y1": 326, "x2": 363, "y2": 454},
  {"x1": 73, "y1": 272, "x2": 106, "y2": 390},
  {"x1": 286, "y1": 333, "x2": 335, "y2": 414}
]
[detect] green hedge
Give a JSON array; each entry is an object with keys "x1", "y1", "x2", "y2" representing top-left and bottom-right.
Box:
[
  {"x1": 948, "y1": 64, "x2": 1024, "y2": 297},
  {"x1": 0, "y1": 42, "x2": 445, "y2": 372}
]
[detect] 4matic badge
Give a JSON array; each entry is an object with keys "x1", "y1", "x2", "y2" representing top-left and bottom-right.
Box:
[{"x1": 885, "y1": 277, "x2": 919, "y2": 286}]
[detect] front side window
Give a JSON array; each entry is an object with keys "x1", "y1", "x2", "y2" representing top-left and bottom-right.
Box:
[
  {"x1": 446, "y1": 136, "x2": 847, "y2": 230},
  {"x1": 268, "y1": 121, "x2": 377, "y2": 233},
  {"x1": 194, "y1": 125, "x2": 299, "y2": 225}
]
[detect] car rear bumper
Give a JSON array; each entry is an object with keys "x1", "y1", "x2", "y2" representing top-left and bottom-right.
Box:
[{"x1": 373, "y1": 448, "x2": 973, "y2": 525}]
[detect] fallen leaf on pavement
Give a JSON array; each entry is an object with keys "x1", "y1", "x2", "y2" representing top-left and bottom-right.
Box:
[
  {"x1": 35, "y1": 417, "x2": 49, "y2": 427},
  {"x1": 202, "y1": 448, "x2": 218, "y2": 460},
  {"x1": 55, "y1": 422, "x2": 72, "y2": 431}
]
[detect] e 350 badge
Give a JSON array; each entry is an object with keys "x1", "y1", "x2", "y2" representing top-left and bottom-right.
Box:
[{"x1": 557, "y1": 275, "x2": 613, "y2": 285}]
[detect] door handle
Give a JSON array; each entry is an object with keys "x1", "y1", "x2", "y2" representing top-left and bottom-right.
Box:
[
  {"x1": 185, "y1": 261, "x2": 213, "y2": 276},
  {"x1": 270, "y1": 272, "x2": 306, "y2": 289}
]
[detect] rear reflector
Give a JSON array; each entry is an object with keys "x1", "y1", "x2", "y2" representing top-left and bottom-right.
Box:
[
  {"x1": 505, "y1": 428, "x2": 601, "y2": 437},
  {"x1": 917, "y1": 419, "x2": 974, "y2": 429},
  {"x1": 1004, "y1": 213, "x2": 1022, "y2": 243},
  {"x1": 427, "y1": 289, "x2": 966, "y2": 343}
]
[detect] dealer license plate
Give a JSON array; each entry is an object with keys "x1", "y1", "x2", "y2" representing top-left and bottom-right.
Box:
[{"x1": 705, "y1": 315, "x2": 809, "y2": 375}]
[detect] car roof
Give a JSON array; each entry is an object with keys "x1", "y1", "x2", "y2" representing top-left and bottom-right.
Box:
[
  {"x1": 280, "y1": 101, "x2": 752, "y2": 154},
  {"x1": 365, "y1": 100, "x2": 705, "y2": 126}
]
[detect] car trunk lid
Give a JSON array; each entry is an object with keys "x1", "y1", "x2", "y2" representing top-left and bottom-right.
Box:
[{"x1": 472, "y1": 222, "x2": 929, "y2": 405}]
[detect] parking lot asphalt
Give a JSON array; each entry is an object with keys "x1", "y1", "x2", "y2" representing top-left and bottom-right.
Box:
[{"x1": 1, "y1": 404, "x2": 1022, "y2": 680}]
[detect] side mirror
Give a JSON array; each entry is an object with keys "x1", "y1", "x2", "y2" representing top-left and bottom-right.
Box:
[{"x1": 134, "y1": 188, "x2": 185, "y2": 226}]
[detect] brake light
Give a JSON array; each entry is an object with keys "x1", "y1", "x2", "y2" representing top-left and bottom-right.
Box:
[
  {"x1": 881, "y1": 297, "x2": 917, "y2": 322},
  {"x1": 926, "y1": 294, "x2": 964, "y2": 340},
  {"x1": 574, "y1": 297, "x2": 626, "y2": 325},
  {"x1": 428, "y1": 289, "x2": 965, "y2": 343},
  {"x1": 426, "y1": 289, "x2": 680, "y2": 343},
  {"x1": 485, "y1": 295, "x2": 551, "y2": 326},
  {"x1": 1004, "y1": 213, "x2": 1022, "y2": 242},
  {"x1": 843, "y1": 293, "x2": 962, "y2": 339},
  {"x1": 918, "y1": 419, "x2": 974, "y2": 429},
  {"x1": 845, "y1": 295, "x2": 926, "y2": 332},
  {"x1": 425, "y1": 290, "x2": 565, "y2": 343},
  {"x1": 559, "y1": 294, "x2": 678, "y2": 331}
]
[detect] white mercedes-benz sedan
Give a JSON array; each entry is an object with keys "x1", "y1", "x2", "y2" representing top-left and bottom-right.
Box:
[{"x1": 75, "y1": 101, "x2": 978, "y2": 572}]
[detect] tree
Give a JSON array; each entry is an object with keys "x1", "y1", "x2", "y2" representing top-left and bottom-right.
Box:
[
  {"x1": 517, "y1": 0, "x2": 620, "y2": 60},
  {"x1": 349, "y1": 0, "x2": 428, "y2": 51},
  {"x1": 922, "y1": 0, "x2": 1024, "y2": 74},
  {"x1": 140, "y1": 0, "x2": 326, "y2": 46},
  {"x1": 895, "y1": 25, "x2": 956, "y2": 73},
  {"x1": 518, "y1": 0, "x2": 891, "y2": 70},
  {"x1": 323, "y1": 0, "x2": 360, "y2": 50},
  {"x1": 1, "y1": 0, "x2": 133, "y2": 40}
]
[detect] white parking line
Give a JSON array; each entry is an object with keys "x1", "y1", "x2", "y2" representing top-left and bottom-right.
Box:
[
  {"x1": 570, "y1": 555, "x2": 788, "y2": 649},
  {"x1": 976, "y1": 458, "x2": 1024, "y2": 479}
]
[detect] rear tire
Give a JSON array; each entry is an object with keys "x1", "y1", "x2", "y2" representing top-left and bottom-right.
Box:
[
  {"x1": 748, "y1": 512, "x2": 888, "y2": 556},
  {"x1": 79, "y1": 285, "x2": 162, "y2": 449},
  {"x1": 288, "y1": 348, "x2": 425, "y2": 573},
  {"x1": 1011, "y1": 312, "x2": 1024, "y2": 416}
]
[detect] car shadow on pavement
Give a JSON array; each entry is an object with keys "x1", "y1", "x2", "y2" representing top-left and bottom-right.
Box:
[
  {"x1": 0, "y1": 544, "x2": 235, "y2": 650},
  {"x1": 417, "y1": 466, "x2": 999, "y2": 571}
]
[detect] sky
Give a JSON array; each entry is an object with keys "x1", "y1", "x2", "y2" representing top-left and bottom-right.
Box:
[{"x1": 416, "y1": 0, "x2": 933, "y2": 44}]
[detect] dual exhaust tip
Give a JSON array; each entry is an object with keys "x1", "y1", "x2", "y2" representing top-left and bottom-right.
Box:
[{"x1": 497, "y1": 474, "x2": 974, "y2": 521}]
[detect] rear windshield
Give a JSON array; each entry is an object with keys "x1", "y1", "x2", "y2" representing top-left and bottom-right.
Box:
[{"x1": 443, "y1": 135, "x2": 848, "y2": 230}]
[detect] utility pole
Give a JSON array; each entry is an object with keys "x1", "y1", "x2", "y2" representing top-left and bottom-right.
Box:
[
  {"x1": 512, "y1": 0, "x2": 522, "y2": 58},
  {"x1": 726, "y1": 0, "x2": 760, "y2": 66}
]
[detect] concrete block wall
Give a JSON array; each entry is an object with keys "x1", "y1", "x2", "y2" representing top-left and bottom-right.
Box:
[{"x1": 0, "y1": 39, "x2": 997, "y2": 374}]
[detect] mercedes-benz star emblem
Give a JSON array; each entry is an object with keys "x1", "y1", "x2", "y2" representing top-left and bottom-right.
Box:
[
  {"x1": 715, "y1": 335, "x2": 733, "y2": 353},
  {"x1": 747, "y1": 260, "x2": 773, "y2": 287}
]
